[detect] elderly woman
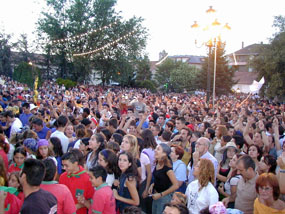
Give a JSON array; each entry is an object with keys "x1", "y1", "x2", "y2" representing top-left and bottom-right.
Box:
[
  {"x1": 185, "y1": 158, "x2": 218, "y2": 214},
  {"x1": 254, "y1": 173, "x2": 285, "y2": 213}
]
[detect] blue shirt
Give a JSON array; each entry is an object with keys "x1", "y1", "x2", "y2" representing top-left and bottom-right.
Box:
[
  {"x1": 19, "y1": 113, "x2": 33, "y2": 126},
  {"x1": 36, "y1": 126, "x2": 50, "y2": 139}
]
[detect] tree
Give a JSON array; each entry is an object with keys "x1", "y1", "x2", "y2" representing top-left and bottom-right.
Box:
[
  {"x1": 0, "y1": 32, "x2": 13, "y2": 77},
  {"x1": 198, "y1": 40, "x2": 236, "y2": 95},
  {"x1": 13, "y1": 62, "x2": 41, "y2": 88},
  {"x1": 37, "y1": 0, "x2": 148, "y2": 84},
  {"x1": 136, "y1": 55, "x2": 151, "y2": 82}
]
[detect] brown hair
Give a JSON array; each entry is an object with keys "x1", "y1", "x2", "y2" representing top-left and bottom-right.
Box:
[
  {"x1": 171, "y1": 145, "x2": 184, "y2": 160},
  {"x1": 216, "y1": 125, "x2": 228, "y2": 139},
  {"x1": 0, "y1": 156, "x2": 7, "y2": 185},
  {"x1": 0, "y1": 134, "x2": 9, "y2": 153},
  {"x1": 256, "y1": 172, "x2": 280, "y2": 200},
  {"x1": 173, "y1": 192, "x2": 187, "y2": 205},
  {"x1": 198, "y1": 159, "x2": 215, "y2": 191}
]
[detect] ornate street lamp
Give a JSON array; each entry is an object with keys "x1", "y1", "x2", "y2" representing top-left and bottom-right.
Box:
[{"x1": 191, "y1": 6, "x2": 230, "y2": 106}]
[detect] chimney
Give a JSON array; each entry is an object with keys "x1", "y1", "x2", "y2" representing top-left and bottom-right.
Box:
[{"x1": 242, "y1": 41, "x2": 244, "y2": 49}]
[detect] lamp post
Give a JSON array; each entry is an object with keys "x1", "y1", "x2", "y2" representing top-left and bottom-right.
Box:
[{"x1": 191, "y1": 6, "x2": 230, "y2": 106}]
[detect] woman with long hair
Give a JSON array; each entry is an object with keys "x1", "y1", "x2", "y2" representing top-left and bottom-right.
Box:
[
  {"x1": 148, "y1": 143, "x2": 179, "y2": 214},
  {"x1": 98, "y1": 149, "x2": 119, "y2": 186},
  {"x1": 258, "y1": 154, "x2": 277, "y2": 175},
  {"x1": 49, "y1": 137, "x2": 63, "y2": 175},
  {"x1": 185, "y1": 158, "x2": 218, "y2": 214},
  {"x1": 113, "y1": 151, "x2": 139, "y2": 213},
  {"x1": 219, "y1": 153, "x2": 243, "y2": 208},
  {"x1": 120, "y1": 134, "x2": 142, "y2": 179},
  {"x1": 86, "y1": 133, "x2": 105, "y2": 170},
  {"x1": 248, "y1": 144, "x2": 262, "y2": 171},
  {"x1": 0, "y1": 134, "x2": 9, "y2": 171},
  {"x1": 212, "y1": 125, "x2": 228, "y2": 160}
]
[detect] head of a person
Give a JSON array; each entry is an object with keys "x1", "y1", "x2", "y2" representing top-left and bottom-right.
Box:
[
  {"x1": 20, "y1": 159, "x2": 45, "y2": 187},
  {"x1": 106, "y1": 141, "x2": 120, "y2": 155},
  {"x1": 236, "y1": 155, "x2": 256, "y2": 180},
  {"x1": 165, "y1": 121, "x2": 174, "y2": 132},
  {"x1": 220, "y1": 143, "x2": 237, "y2": 167},
  {"x1": 110, "y1": 133, "x2": 123, "y2": 145},
  {"x1": 204, "y1": 128, "x2": 215, "y2": 140},
  {"x1": 194, "y1": 158, "x2": 215, "y2": 190},
  {"x1": 121, "y1": 134, "x2": 138, "y2": 158},
  {"x1": 89, "y1": 133, "x2": 105, "y2": 153},
  {"x1": 121, "y1": 206, "x2": 142, "y2": 214},
  {"x1": 195, "y1": 137, "x2": 210, "y2": 156},
  {"x1": 175, "y1": 117, "x2": 186, "y2": 131},
  {"x1": 31, "y1": 118, "x2": 43, "y2": 132},
  {"x1": 88, "y1": 165, "x2": 107, "y2": 188},
  {"x1": 61, "y1": 150, "x2": 81, "y2": 175},
  {"x1": 151, "y1": 124, "x2": 161, "y2": 137},
  {"x1": 141, "y1": 129, "x2": 157, "y2": 149},
  {"x1": 49, "y1": 137, "x2": 63, "y2": 157},
  {"x1": 215, "y1": 125, "x2": 228, "y2": 139},
  {"x1": 55, "y1": 115, "x2": 68, "y2": 128},
  {"x1": 163, "y1": 203, "x2": 189, "y2": 214},
  {"x1": 8, "y1": 172, "x2": 22, "y2": 191},
  {"x1": 155, "y1": 143, "x2": 172, "y2": 167},
  {"x1": 171, "y1": 192, "x2": 187, "y2": 206},
  {"x1": 3, "y1": 110, "x2": 14, "y2": 123},
  {"x1": 98, "y1": 149, "x2": 118, "y2": 174},
  {"x1": 13, "y1": 147, "x2": 26, "y2": 167},
  {"x1": 42, "y1": 158, "x2": 56, "y2": 181},
  {"x1": 190, "y1": 131, "x2": 202, "y2": 143},
  {"x1": 117, "y1": 151, "x2": 137, "y2": 175},
  {"x1": 256, "y1": 172, "x2": 280, "y2": 201},
  {"x1": 170, "y1": 145, "x2": 184, "y2": 162},
  {"x1": 248, "y1": 144, "x2": 262, "y2": 161},
  {"x1": 258, "y1": 155, "x2": 277, "y2": 174},
  {"x1": 229, "y1": 153, "x2": 243, "y2": 169},
  {"x1": 65, "y1": 123, "x2": 74, "y2": 138},
  {"x1": 37, "y1": 139, "x2": 54, "y2": 159},
  {"x1": 22, "y1": 103, "x2": 30, "y2": 114},
  {"x1": 108, "y1": 118, "x2": 118, "y2": 130},
  {"x1": 180, "y1": 127, "x2": 192, "y2": 142}
]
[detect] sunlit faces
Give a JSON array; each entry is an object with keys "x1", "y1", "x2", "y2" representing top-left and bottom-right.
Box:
[
  {"x1": 62, "y1": 159, "x2": 79, "y2": 175},
  {"x1": 98, "y1": 153, "x2": 108, "y2": 168},
  {"x1": 170, "y1": 147, "x2": 178, "y2": 161},
  {"x1": 175, "y1": 120, "x2": 184, "y2": 131},
  {"x1": 14, "y1": 153, "x2": 25, "y2": 167},
  {"x1": 180, "y1": 129, "x2": 189, "y2": 142},
  {"x1": 226, "y1": 147, "x2": 237, "y2": 159},
  {"x1": 253, "y1": 133, "x2": 263, "y2": 147},
  {"x1": 121, "y1": 137, "x2": 131, "y2": 152},
  {"x1": 258, "y1": 156, "x2": 270, "y2": 173},
  {"x1": 39, "y1": 146, "x2": 49, "y2": 159},
  {"x1": 154, "y1": 145, "x2": 166, "y2": 160},
  {"x1": 89, "y1": 135, "x2": 101, "y2": 151},
  {"x1": 88, "y1": 171, "x2": 101, "y2": 187},
  {"x1": 195, "y1": 140, "x2": 207, "y2": 155},
  {"x1": 8, "y1": 174, "x2": 20, "y2": 189},
  {"x1": 65, "y1": 125, "x2": 74, "y2": 138},
  {"x1": 258, "y1": 185, "x2": 273, "y2": 201},
  {"x1": 229, "y1": 154, "x2": 239, "y2": 168},
  {"x1": 118, "y1": 154, "x2": 131, "y2": 172},
  {"x1": 248, "y1": 145, "x2": 259, "y2": 160}
]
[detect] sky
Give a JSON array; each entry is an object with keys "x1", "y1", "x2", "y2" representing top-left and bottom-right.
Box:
[{"x1": 0, "y1": 0, "x2": 284, "y2": 61}]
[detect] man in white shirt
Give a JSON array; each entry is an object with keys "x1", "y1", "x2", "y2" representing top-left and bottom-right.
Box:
[{"x1": 50, "y1": 115, "x2": 69, "y2": 153}]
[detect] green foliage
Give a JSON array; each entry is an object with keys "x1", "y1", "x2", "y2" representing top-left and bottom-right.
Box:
[
  {"x1": 56, "y1": 78, "x2": 77, "y2": 89},
  {"x1": 0, "y1": 32, "x2": 13, "y2": 77},
  {"x1": 136, "y1": 55, "x2": 151, "y2": 82},
  {"x1": 13, "y1": 62, "x2": 41, "y2": 88},
  {"x1": 198, "y1": 41, "x2": 236, "y2": 95},
  {"x1": 37, "y1": 0, "x2": 148, "y2": 85},
  {"x1": 136, "y1": 79, "x2": 157, "y2": 93},
  {"x1": 252, "y1": 31, "x2": 285, "y2": 100},
  {"x1": 155, "y1": 58, "x2": 200, "y2": 92}
]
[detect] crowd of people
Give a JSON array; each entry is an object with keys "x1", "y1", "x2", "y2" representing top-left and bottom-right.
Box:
[{"x1": 0, "y1": 75, "x2": 284, "y2": 214}]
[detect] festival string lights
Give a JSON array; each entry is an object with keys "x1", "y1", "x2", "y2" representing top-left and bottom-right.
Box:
[
  {"x1": 52, "y1": 22, "x2": 117, "y2": 44},
  {"x1": 73, "y1": 30, "x2": 136, "y2": 57}
]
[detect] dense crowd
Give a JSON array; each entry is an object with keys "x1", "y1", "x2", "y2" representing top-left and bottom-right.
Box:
[{"x1": 0, "y1": 75, "x2": 284, "y2": 214}]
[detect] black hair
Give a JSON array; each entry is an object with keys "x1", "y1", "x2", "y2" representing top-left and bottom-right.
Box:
[
  {"x1": 100, "y1": 128, "x2": 112, "y2": 142},
  {"x1": 141, "y1": 129, "x2": 157, "y2": 149},
  {"x1": 108, "y1": 118, "x2": 118, "y2": 129},
  {"x1": 42, "y1": 159, "x2": 56, "y2": 181},
  {"x1": 115, "y1": 129, "x2": 126, "y2": 136},
  {"x1": 70, "y1": 149, "x2": 85, "y2": 167},
  {"x1": 32, "y1": 118, "x2": 43, "y2": 126},
  {"x1": 22, "y1": 103, "x2": 30, "y2": 109},
  {"x1": 111, "y1": 133, "x2": 123, "y2": 145},
  {"x1": 263, "y1": 155, "x2": 277, "y2": 174},
  {"x1": 61, "y1": 150, "x2": 80, "y2": 163},
  {"x1": 13, "y1": 147, "x2": 27, "y2": 158},
  {"x1": 118, "y1": 151, "x2": 138, "y2": 177},
  {"x1": 21, "y1": 159, "x2": 45, "y2": 186},
  {"x1": 232, "y1": 135, "x2": 244, "y2": 149},
  {"x1": 83, "y1": 107, "x2": 90, "y2": 115},
  {"x1": 122, "y1": 206, "x2": 142, "y2": 214},
  {"x1": 55, "y1": 115, "x2": 68, "y2": 128},
  {"x1": 50, "y1": 137, "x2": 63, "y2": 157},
  {"x1": 3, "y1": 110, "x2": 14, "y2": 118},
  {"x1": 164, "y1": 203, "x2": 189, "y2": 214},
  {"x1": 237, "y1": 155, "x2": 256, "y2": 171},
  {"x1": 207, "y1": 128, "x2": 215, "y2": 139},
  {"x1": 89, "y1": 165, "x2": 107, "y2": 182}
]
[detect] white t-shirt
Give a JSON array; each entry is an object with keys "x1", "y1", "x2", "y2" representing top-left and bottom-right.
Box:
[
  {"x1": 224, "y1": 175, "x2": 242, "y2": 195},
  {"x1": 186, "y1": 180, "x2": 219, "y2": 214},
  {"x1": 10, "y1": 118, "x2": 23, "y2": 137},
  {"x1": 106, "y1": 173, "x2": 115, "y2": 187},
  {"x1": 50, "y1": 130, "x2": 69, "y2": 153},
  {"x1": 140, "y1": 152, "x2": 150, "y2": 183}
]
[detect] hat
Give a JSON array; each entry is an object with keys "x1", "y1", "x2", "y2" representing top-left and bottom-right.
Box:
[
  {"x1": 209, "y1": 202, "x2": 227, "y2": 214},
  {"x1": 221, "y1": 141, "x2": 237, "y2": 152},
  {"x1": 30, "y1": 104, "x2": 38, "y2": 111},
  {"x1": 159, "y1": 143, "x2": 171, "y2": 156},
  {"x1": 23, "y1": 138, "x2": 38, "y2": 152},
  {"x1": 38, "y1": 139, "x2": 49, "y2": 147}
]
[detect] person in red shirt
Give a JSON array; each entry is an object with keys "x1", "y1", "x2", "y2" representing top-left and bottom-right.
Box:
[
  {"x1": 77, "y1": 165, "x2": 116, "y2": 214},
  {"x1": 0, "y1": 134, "x2": 9, "y2": 172},
  {"x1": 0, "y1": 190, "x2": 22, "y2": 214},
  {"x1": 59, "y1": 150, "x2": 94, "y2": 214},
  {"x1": 8, "y1": 147, "x2": 26, "y2": 174},
  {"x1": 41, "y1": 159, "x2": 76, "y2": 214}
]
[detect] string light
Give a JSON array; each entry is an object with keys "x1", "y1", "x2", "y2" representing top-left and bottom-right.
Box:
[
  {"x1": 52, "y1": 22, "x2": 117, "y2": 44},
  {"x1": 73, "y1": 30, "x2": 136, "y2": 57}
]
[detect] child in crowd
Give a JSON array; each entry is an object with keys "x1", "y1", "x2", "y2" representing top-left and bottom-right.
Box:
[
  {"x1": 23, "y1": 138, "x2": 37, "y2": 159},
  {"x1": 36, "y1": 139, "x2": 57, "y2": 166},
  {"x1": 8, "y1": 147, "x2": 26, "y2": 174},
  {"x1": 8, "y1": 171, "x2": 24, "y2": 201}
]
